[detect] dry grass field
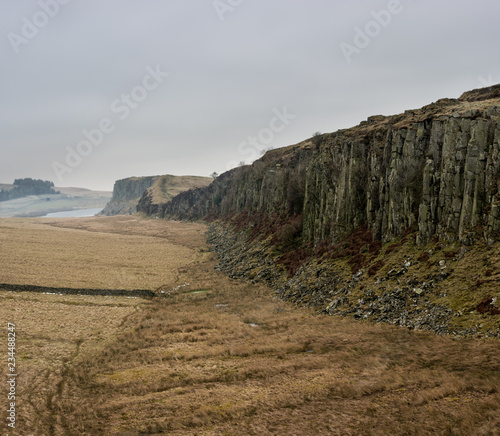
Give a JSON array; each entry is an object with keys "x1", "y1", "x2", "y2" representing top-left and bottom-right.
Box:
[
  {"x1": 0, "y1": 217, "x2": 499, "y2": 435},
  {"x1": 0, "y1": 216, "x2": 207, "y2": 290}
]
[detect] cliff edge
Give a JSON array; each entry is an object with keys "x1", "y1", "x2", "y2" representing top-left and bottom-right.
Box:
[
  {"x1": 155, "y1": 85, "x2": 500, "y2": 337},
  {"x1": 162, "y1": 85, "x2": 500, "y2": 247},
  {"x1": 101, "y1": 175, "x2": 211, "y2": 216}
]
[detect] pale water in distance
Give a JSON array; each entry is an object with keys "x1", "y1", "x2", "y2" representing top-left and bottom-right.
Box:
[{"x1": 43, "y1": 208, "x2": 103, "y2": 218}]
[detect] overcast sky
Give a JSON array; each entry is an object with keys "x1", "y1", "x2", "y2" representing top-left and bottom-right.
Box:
[{"x1": 1, "y1": 0, "x2": 499, "y2": 191}]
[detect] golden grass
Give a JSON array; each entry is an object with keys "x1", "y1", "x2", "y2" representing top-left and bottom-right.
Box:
[
  {"x1": 0, "y1": 290, "x2": 142, "y2": 434},
  {"x1": 58, "y1": 271, "x2": 500, "y2": 436},
  {"x1": 0, "y1": 216, "x2": 208, "y2": 290},
  {"x1": 0, "y1": 217, "x2": 499, "y2": 435},
  {"x1": 148, "y1": 175, "x2": 212, "y2": 205}
]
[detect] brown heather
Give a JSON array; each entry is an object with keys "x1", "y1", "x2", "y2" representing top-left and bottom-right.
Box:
[{"x1": 0, "y1": 217, "x2": 499, "y2": 435}]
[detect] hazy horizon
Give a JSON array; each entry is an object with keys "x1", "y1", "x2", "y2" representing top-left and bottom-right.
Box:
[{"x1": 2, "y1": 0, "x2": 499, "y2": 191}]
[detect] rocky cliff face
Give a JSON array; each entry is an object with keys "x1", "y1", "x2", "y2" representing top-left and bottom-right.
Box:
[
  {"x1": 156, "y1": 86, "x2": 500, "y2": 337},
  {"x1": 101, "y1": 176, "x2": 158, "y2": 215},
  {"x1": 137, "y1": 175, "x2": 212, "y2": 216},
  {"x1": 163, "y1": 85, "x2": 500, "y2": 248},
  {"x1": 101, "y1": 175, "x2": 213, "y2": 216},
  {"x1": 304, "y1": 98, "x2": 500, "y2": 247}
]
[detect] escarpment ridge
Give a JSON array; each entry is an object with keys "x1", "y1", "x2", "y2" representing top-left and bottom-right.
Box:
[
  {"x1": 162, "y1": 85, "x2": 500, "y2": 247},
  {"x1": 101, "y1": 174, "x2": 211, "y2": 216},
  {"x1": 153, "y1": 85, "x2": 500, "y2": 336}
]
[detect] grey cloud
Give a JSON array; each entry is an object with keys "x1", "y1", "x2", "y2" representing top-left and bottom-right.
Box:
[{"x1": 1, "y1": 0, "x2": 499, "y2": 190}]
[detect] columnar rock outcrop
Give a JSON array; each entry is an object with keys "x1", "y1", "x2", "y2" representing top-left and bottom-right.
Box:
[
  {"x1": 101, "y1": 174, "x2": 212, "y2": 216},
  {"x1": 162, "y1": 85, "x2": 500, "y2": 247},
  {"x1": 304, "y1": 103, "x2": 500, "y2": 246},
  {"x1": 101, "y1": 176, "x2": 158, "y2": 215}
]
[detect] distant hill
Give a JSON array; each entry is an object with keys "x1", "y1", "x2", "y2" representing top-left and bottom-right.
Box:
[
  {"x1": 0, "y1": 178, "x2": 58, "y2": 202},
  {"x1": 0, "y1": 185, "x2": 112, "y2": 218},
  {"x1": 100, "y1": 175, "x2": 212, "y2": 216}
]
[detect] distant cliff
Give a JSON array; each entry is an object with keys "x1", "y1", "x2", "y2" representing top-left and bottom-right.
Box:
[
  {"x1": 101, "y1": 176, "x2": 157, "y2": 215},
  {"x1": 136, "y1": 175, "x2": 212, "y2": 216},
  {"x1": 162, "y1": 85, "x2": 500, "y2": 247},
  {"x1": 101, "y1": 175, "x2": 212, "y2": 216}
]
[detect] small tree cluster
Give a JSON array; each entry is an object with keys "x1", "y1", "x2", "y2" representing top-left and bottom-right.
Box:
[{"x1": 0, "y1": 178, "x2": 58, "y2": 202}]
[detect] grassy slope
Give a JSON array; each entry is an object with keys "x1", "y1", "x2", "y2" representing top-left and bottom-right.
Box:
[
  {"x1": 0, "y1": 217, "x2": 498, "y2": 435},
  {"x1": 102, "y1": 175, "x2": 212, "y2": 216},
  {"x1": 147, "y1": 175, "x2": 212, "y2": 205},
  {"x1": 351, "y1": 235, "x2": 500, "y2": 335}
]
